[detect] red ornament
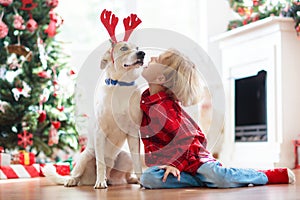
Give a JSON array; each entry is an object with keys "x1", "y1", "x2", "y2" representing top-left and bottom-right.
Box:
[
  {"x1": 17, "y1": 130, "x2": 33, "y2": 148},
  {"x1": 26, "y1": 18, "x2": 38, "y2": 32},
  {"x1": 46, "y1": 0, "x2": 59, "y2": 8},
  {"x1": 57, "y1": 105, "x2": 64, "y2": 112},
  {"x1": 37, "y1": 71, "x2": 51, "y2": 78},
  {"x1": 0, "y1": 20, "x2": 8, "y2": 39},
  {"x1": 252, "y1": 0, "x2": 259, "y2": 7},
  {"x1": 20, "y1": 0, "x2": 37, "y2": 11},
  {"x1": 252, "y1": 14, "x2": 260, "y2": 22},
  {"x1": 38, "y1": 110, "x2": 47, "y2": 123},
  {"x1": 69, "y1": 69, "x2": 76, "y2": 76},
  {"x1": 13, "y1": 15, "x2": 26, "y2": 30},
  {"x1": 0, "y1": 0, "x2": 13, "y2": 6},
  {"x1": 45, "y1": 10, "x2": 58, "y2": 37},
  {"x1": 237, "y1": 7, "x2": 245, "y2": 16},
  {"x1": 53, "y1": 80, "x2": 58, "y2": 85},
  {"x1": 51, "y1": 121, "x2": 61, "y2": 129},
  {"x1": 44, "y1": 21, "x2": 56, "y2": 37}
]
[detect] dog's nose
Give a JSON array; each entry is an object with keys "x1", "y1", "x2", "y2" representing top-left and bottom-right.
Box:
[{"x1": 137, "y1": 51, "x2": 145, "y2": 59}]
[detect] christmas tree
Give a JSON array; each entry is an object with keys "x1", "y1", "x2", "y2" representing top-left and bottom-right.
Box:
[{"x1": 0, "y1": 0, "x2": 78, "y2": 157}]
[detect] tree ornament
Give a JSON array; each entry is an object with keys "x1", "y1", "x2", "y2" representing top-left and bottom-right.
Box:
[
  {"x1": 0, "y1": 0, "x2": 13, "y2": 6},
  {"x1": 26, "y1": 18, "x2": 38, "y2": 32},
  {"x1": 7, "y1": 54, "x2": 22, "y2": 70},
  {"x1": 4, "y1": 68, "x2": 22, "y2": 83},
  {"x1": 13, "y1": 15, "x2": 26, "y2": 30},
  {"x1": 20, "y1": 0, "x2": 37, "y2": 11},
  {"x1": 38, "y1": 110, "x2": 46, "y2": 123},
  {"x1": 37, "y1": 88, "x2": 50, "y2": 123},
  {"x1": 253, "y1": 0, "x2": 259, "y2": 7},
  {"x1": 45, "y1": 9, "x2": 57, "y2": 37},
  {"x1": 57, "y1": 105, "x2": 64, "y2": 112},
  {"x1": 12, "y1": 81, "x2": 31, "y2": 101},
  {"x1": 17, "y1": 130, "x2": 33, "y2": 148},
  {"x1": 0, "y1": 12, "x2": 8, "y2": 39},
  {"x1": 0, "y1": 100, "x2": 9, "y2": 113},
  {"x1": 51, "y1": 121, "x2": 61, "y2": 129},
  {"x1": 6, "y1": 44, "x2": 32, "y2": 62},
  {"x1": 44, "y1": 9, "x2": 63, "y2": 38},
  {"x1": 6, "y1": 46, "x2": 32, "y2": 69},
  {"x1": 20, "y1": 0, "x2": 38, "y2": 32},
  {"x1": 39, "y1": 88, "x2": 50, "y2": 103},
  {"x1": 46, "y1": 0, "x2": 59, "y2": 8},
  {"x1": 68, "y1": 69, "x2": 76, "y2": 76},
  {"x1": 37, "y1": 70, "x2": 51, "y2": 79},
  {"x1": 37, "y1": 37, "x2": 48, "y2": 69},
  {"x1": 52, "y1": 65, "x2": 60, "y2": 97},
  {"x1": 48, "y1": 124, "x2": 59, "y2": 146}
]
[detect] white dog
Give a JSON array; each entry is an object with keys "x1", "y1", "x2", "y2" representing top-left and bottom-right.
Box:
[{"x1": 43, "y1": 10, "x2": 145, "y2": 189}]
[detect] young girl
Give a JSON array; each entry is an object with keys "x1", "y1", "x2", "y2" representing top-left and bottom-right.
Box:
[{"x1": 139, "y1": 49, "x2": 295, "y2": 189}]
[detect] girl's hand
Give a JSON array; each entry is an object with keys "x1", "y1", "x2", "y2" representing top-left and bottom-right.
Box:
[{"x1": 159, "y1": 165, "x2": 181, "y2": 182}]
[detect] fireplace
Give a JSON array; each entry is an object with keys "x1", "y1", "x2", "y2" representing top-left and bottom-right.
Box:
[
  {"x1": 235, "y1": 70, "x2": 267, "y2": 142},
  {"x1": 214, "y1": 17, "x2": 300, "y2": 169}
]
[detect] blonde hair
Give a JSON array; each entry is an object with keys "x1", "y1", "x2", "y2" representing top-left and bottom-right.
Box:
[{"x1": 159, "y1": 48, "x2": 203, "y2": 107}]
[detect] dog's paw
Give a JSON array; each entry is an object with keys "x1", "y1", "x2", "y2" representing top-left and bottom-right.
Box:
[
  {"x1": 94, "y1": 180, "x2": 108, "y2": 189},
  {"x1": 64, "y1": 177, "x2": 79, "y2": 187}
]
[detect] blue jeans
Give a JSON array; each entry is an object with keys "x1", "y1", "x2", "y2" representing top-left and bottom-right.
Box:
[{"x1": 140, "y1": 161, "x2": 268, "y2": 189}]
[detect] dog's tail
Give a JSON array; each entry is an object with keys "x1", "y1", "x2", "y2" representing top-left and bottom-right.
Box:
[{"x1": 42, "y1": 164, "x2": 68, "y2": 185}]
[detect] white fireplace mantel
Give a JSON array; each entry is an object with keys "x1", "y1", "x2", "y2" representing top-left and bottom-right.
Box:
[{"x1": 214, "y1": 17, "x2": 300, "y2": 169}]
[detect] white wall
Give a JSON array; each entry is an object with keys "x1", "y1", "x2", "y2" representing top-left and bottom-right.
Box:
[
  {"x1": 201, "y1": 0, "x2": 236, "y2": 73},
  {"x1": 56, "y1": 0, "x2": 233, "y2": 72}
]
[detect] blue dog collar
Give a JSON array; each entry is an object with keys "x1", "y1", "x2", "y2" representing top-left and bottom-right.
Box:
[{"x1": 105, "y1": 78, "x2": 135, "y2": 86}]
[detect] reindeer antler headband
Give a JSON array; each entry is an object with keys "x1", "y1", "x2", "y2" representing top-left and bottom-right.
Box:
[{"x1": 100, "y1": 9, "x2": 142, "y2": 44}]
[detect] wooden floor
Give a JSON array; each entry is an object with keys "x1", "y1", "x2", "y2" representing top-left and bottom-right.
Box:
[{"x1": 0, "y1": 169, "x2": 299, "y2": 200}]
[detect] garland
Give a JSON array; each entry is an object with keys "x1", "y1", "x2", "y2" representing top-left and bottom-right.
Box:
[{"x1": 227, "y1": 0, "x2": 300, "y2": 36}]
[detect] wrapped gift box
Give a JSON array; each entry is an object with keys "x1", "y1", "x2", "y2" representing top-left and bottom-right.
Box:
[
  {"x1": 19, "y1": 151, "x2": 35, "y2": 166},
  {"x1": 0, "y1": 164, "x2": 40, "y2": 179},
  {"x1": 0, "y1": 153, "x2": 11, "y2": 166},
  {"x1": 0, "y1": 146, "x2": 11, "y2": 166}
]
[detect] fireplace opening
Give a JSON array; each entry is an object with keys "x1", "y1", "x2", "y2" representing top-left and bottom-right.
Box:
[{"x1": 235, "y1": 70, "x2": 267, "y2": 142}]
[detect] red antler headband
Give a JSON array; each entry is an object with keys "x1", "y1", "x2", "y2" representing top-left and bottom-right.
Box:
[
  {"x1": 100, "y1": 9, "x2": 142, "y2": 44},
  {"x1": 123, "y1": 13, "x2": 142, "y2": 41},
  {"x1": 100, "y1": 9, "x2": 119, "y2": 44}
]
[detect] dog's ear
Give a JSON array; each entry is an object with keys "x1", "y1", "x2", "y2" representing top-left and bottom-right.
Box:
[
  {"x1": 100, "y1": 58, "x2": 108, "y2": 69},
  {"x1": 100, "y1": 50, "x2": 111, "y2": 69}
]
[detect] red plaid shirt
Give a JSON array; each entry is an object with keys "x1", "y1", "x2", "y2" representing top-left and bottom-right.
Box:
[{"x1": 140, "y1": 89, "x2": 215, "y2": 175}]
